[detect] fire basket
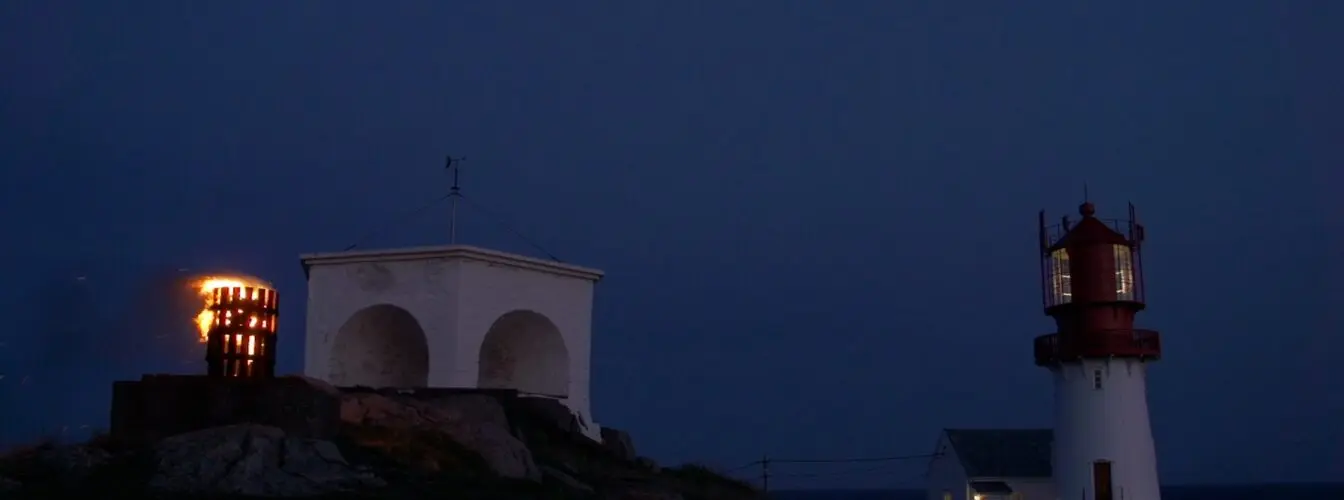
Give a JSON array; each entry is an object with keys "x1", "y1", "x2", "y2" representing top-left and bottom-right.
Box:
[{"x1": 205, "y1": 286, "x2": 278, "y2": 378}]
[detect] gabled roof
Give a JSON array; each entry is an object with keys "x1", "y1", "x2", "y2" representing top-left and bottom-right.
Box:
[{"x1": 944, "y1": 428, "x2": 1052, "y2": 479}]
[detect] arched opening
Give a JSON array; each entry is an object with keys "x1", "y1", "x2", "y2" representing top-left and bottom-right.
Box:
[
  {"x1": 329, "y1": 304, "x2": 429, "y2": 388},
  {"x1": 477, "y1": 310, "x2": 569, "y2": 397}
]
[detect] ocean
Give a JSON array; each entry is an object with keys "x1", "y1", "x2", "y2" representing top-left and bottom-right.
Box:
[{"x1": 768, "y1": 484, "x2": 1344, "y2": 500}]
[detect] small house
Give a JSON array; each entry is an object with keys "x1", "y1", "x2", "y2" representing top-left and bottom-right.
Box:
[{"x1": 926, "y1": 429, "x2": 1055, "y2": 500}]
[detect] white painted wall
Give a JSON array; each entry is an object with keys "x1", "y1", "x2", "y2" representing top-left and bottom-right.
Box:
[
  {"x1": 300, "y1": 245, "x2": 604, "y2": 439},
  {"x1": 926, "y1": 432, "x2": 970, "y2": 500},
  {"x1": 999, "y1": 478, "x2": 1057, "y2": 500},
  {"x1": 1051, "y1": 359, "x2": 1161, "y2": 500},
  {"x1": 304, "y1": 254, "x2": 461, "y2": 386},
  {"x1": 327, "y1": 303, "x2": 432, "y2": 387},
  {"x1": 452, "y1": 254, "x2": 598, "y2": 432},
  {"x1": 476, "y1": 310, "x2": 570, "y2": 396}
]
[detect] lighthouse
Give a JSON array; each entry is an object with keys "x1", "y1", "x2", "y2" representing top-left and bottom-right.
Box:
[{"x1": 1035, "y1": 201, "x2": 1163, "y2": 500}]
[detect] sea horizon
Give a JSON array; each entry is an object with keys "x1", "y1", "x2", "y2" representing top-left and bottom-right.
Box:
[{"x1": 768, "y1": 483, "x2": 1344, "y2": 499}]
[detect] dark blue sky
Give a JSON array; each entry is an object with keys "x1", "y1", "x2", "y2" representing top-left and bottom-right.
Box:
[{"x1": 1, "y1": 1, "x2": 1340, "y2": 490}]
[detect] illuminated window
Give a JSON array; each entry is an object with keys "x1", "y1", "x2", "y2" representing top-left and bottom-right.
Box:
[
  {"x1": 1047, "y1": 248, "x2": 1072, "y2": 306},
  {"x1": 943, "y1": 491, "x2": 953, "y2": 500},
  {"x1": 1113, "y1": 244, "x2": 1136, "y2": 300}
]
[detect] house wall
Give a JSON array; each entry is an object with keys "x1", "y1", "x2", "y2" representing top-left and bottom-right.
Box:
[
  {"x1": 303, "y1": 256, "x2": 462, "y2": 385},
  {"x1": 971, "y1": 477, "x2": 1056, "y2": 500},
  {"x1": 300, "y1": 247, "x2": 602, "y2": 439},
  {"x1": 926, "y1": 432, "x2": 971, "y2": 500},
  {"x1": 453, "y1": 256, "x2": 597, "y2": 431},
  {"x1": 110, "y1": 375, "x2": 341, "y2": 446},
  {"x1": 1004, "y1": 478, "x2": 1056, "y2": 500}
]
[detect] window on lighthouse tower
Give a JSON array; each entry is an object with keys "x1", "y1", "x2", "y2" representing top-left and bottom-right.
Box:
[
  {"x1": 1113, "y1": 244, "x2": 1136, "y2": 301},
  {"x1": 1047, "y1": 248, "x2": 1072, "y2": 306}
]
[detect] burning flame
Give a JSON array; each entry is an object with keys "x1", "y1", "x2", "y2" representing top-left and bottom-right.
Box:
[{"x1": 191, "y1": 275, "x2": 273, "y2": 343}]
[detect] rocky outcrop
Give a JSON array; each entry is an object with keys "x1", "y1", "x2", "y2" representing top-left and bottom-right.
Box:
[
  {"x1": 511, "y1": 396, "x2": 585, "y2": 434},
  {"x1": 539, "y1": 464, "x2": 594, "y2": 494},
  {"x1": 112, "y1": 375, "x2": 343, "y2": 446},
  {"x1": 4, "y1": 386, "x2": 760, "y2": 499},
  {"x1": 0, "y1": 475, "x2": 20, "y2": 493},
  {"x1": 32, "y1": 445, "x2": 110, "y2": 482},
  {"x1": 340, "y1": 391, "x2": 541, "y2": 481},
  {"x1": 618, "y1": 487, "x2": 685, "y2": 500},
  {"x1": 148, "y1": 424, "x2": 384, "y2": 496},
  {"x1": 601, "y1": 427, "x2": 638, "y2": 461}
]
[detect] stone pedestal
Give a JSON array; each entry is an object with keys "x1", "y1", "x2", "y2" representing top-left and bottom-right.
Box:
[{"x1": 109, "y1": 374, "x2": 341, "y2": 446}]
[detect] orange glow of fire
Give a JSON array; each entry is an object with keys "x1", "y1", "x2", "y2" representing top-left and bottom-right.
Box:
[{"x1": 191, "y1": 276, "x2": 273, "y2": 343}]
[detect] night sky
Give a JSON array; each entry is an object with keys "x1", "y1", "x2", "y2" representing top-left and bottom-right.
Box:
[{"x1": 1, "y1": 1, "x2": 1340, "y2": 490}]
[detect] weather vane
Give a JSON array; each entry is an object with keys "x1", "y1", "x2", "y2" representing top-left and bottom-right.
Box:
[{"x1": 446, "y1": 155, "x2": 466, "y2": 244}]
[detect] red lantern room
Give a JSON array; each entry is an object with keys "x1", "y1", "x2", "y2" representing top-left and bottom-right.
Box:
[{"x1": 1034, "y1": 201, "x2": 1162, "y2": 366}]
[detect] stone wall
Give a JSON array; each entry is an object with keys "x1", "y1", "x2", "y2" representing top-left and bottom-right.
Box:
[
  {"x1": 83, "y1": 377, "x2": 764, "y2": 499},
  {"x1": 110, "y1": 375, "x2": 341, "y2": 446}
]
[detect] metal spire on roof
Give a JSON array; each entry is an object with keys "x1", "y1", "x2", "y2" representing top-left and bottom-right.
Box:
[{"x1": 446, "y1": 155, "x2": 466, "y2": 244}]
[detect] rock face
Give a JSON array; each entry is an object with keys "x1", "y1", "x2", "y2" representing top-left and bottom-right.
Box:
[
  {"x1": 340, "y1": 391, "x2": 541, "y2": 481},
  {"x1": 112, "y1": 375, "x2": 343, "y2": 446},
  {"x1": 148, "y1": 424, "x2": 384, "y2": 497},
  {"x1": 8, "y1": 384, "x2": 761, "y2": 499},
  {"x1": 511, "y1": 396, "x2": 584, "y2": 434},
  {"x1": 0, "y1": 475, "x2": 20, "y2": 493},
  {"x1": 601, "y1": 427, "x2": 638, "y2": 461},
  {"x1": 33, "y1": 445, "x2": 110, "y2": 482}
]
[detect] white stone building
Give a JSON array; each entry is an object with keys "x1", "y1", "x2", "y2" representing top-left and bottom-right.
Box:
[
  {"x1": 925, "y1": 429, "x2": 1055, "y2": 500},
  {"x1": 298, "y1": 244, "x2": 604, "y2": 439}
]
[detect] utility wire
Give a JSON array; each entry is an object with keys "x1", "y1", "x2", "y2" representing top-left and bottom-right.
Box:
[
  {"x1": 770, "y1": 452, "x2": 938, "y2": 464},
  {"x1": 772, "y1": 463, "x2": 903, "y2": 479},
  {"x1": 771, "y1": 470, "x2": 929, "y2": 494},
  {"x1": 458, "y1": 193, "x2": 562, "y2": 262},
  {"x1": 338, "y1": 157, "x2": 563, "y2": 262},
  {"x1": 728, "y1": 452, "x2": 937, "y2": 469},
  {"x1": 738, "y1": 452, "x2": 938, "y2": 494},
  {"x1": 723, "y1": 461, "x2": 764, "y2": 474},
  {"x1": 342, "y1": 194, "x2": 451, "y2": 251}
]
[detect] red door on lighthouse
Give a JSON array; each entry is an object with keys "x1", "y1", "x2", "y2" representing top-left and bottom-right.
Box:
[{"x1": 1093, "y1": 461, "x2": 1113, "y2": 500}]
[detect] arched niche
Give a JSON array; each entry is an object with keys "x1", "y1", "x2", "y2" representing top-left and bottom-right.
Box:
[
  {"x1": 329, "y1": 304, "x2": 429, "y2": 388},
  {"x1": 477, "y1": 310, "x2": 570, "y2": 397}
]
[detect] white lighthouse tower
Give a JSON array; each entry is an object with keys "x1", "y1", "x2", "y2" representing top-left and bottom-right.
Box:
[{"x1": 1035, "y1": 201, "x2": 1163, "y2": 500}]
